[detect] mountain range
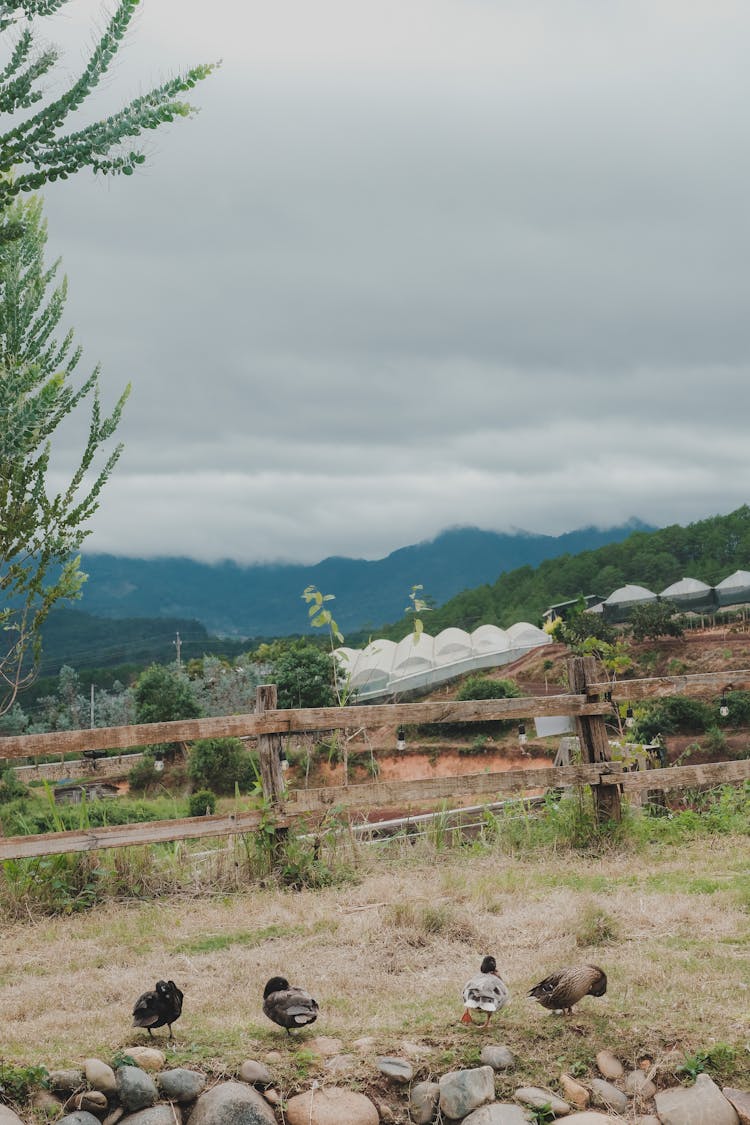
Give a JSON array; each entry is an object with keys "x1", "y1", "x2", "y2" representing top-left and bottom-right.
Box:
[{"x1": 72, "y1": 521, "x2": 651, "y2": 640}]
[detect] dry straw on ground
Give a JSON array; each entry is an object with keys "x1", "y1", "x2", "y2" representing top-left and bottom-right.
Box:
[{"x1": 0, "y1": 831, "x2": 747, "y2": 1095}]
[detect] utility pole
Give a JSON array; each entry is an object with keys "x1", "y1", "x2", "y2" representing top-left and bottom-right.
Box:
[
  {"x1": 174, "y1": 631, "x2": 182, "y2": 669},
  {"x1": 90, "y1": 682, "x2": 95, "y2": 728}
]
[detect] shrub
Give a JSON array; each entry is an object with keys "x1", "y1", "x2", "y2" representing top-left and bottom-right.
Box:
[
  {"x1": 0, "y1": 769, "x2": 28, "y2": 805},
  {"x1": 188, "y1": 789, "x2": 216, "y2": 816},
  {"x1": 633, "y1": 696, "x2": 713, "y2": 742},
  {"x1": 418, "y1": 676, "x2": 523, "y2": 738},
  {"x1": 188, "y1": 738, "x2": 258, "y2": 795},
  {"x1": 128, "y1": 753, "x2": 159, "y2": 793}
]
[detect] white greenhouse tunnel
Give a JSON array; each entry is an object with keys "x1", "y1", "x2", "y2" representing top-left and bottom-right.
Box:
[{"x1": 335, "y1": 622, "x2": 551, "y2": 701}]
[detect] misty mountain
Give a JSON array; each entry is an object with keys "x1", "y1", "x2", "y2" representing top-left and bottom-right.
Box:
[{"x1": 73, "y1": 521, "x2": 651, "y2": 638}]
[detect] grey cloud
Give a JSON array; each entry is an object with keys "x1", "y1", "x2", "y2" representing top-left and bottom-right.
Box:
[{"x1": 33, "y1": 0, "x2": 750, "y2": 564}]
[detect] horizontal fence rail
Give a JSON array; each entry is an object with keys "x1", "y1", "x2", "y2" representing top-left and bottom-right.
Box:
[
  {"x1": 0, "y1": 808, "x2": 291, "y2": 861},
  {"x1": 0, "y1": 694, "x2": 608, "y2": 762}
]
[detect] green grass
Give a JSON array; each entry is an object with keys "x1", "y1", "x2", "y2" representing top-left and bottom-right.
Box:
[{"x1": 173, "y1": 923, "x2": 302, "y2": 954}]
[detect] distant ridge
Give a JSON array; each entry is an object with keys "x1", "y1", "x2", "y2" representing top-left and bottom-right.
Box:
[{"x1": 74, "y1": 521, "x2": 651, "y2": 638}]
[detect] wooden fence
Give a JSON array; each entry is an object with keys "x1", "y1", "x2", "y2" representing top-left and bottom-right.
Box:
[{"x1": 0, "y1": 659, "x2": 748, "y2": 861}]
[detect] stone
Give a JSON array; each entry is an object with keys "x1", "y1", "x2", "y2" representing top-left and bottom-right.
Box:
[
  {"x1": 439, "y1": 1067, "x2": 495, "y2": 1120},
  {"x1": 118, "y1": 1110, "x2": 182, "y2": 1125},
  {"x1": 560, "y1": 1074, "x2": 590, "y2": 1109},
  {"x1": 122, "y1": 1048, "x2": 165, "y2": 1073},
  {"x1": 103, "y1": 1112, "x2": 125, "y2": 1125},
  {"x1": 624, "y1": 1069, "x2": 657, "y2": 1099},
  {"x1": 85, "y1": 1059, "x2": 118, "y2": 1096},
  {"x1": 595, "y1": 1051, "x2": 624, "y2": 1080},
  {"x1": 724, "y1": 1088, "x2": 750, "y2": 1125},
  {"x1": 30, "y1": 1090, "x2": 64, "y2": 1113},
  {"x1": 49, "y1": 1069, "x2": 86, "y2": 1093},
  {"x1": 263, "y1": 1089, "x2": 281, "y2": 1106},
  {"x1": 463, "y1": 1106, "x2": 532, "y2": 1124},
  {"x1": 56, "y1": 1116, "x2": 102, "y2": 1125},
  {"x1": 67, "y1": 1090, "x2": 109, "y2": 1114},
  {"x1": 305, "y1": 1036, "x2": 343, "y2": 1057},
  {"x1": 655, "y1": 1074, "x2": 740, "y2": 1125},
  {"x1": 400, "y1": 1040, "x2": 431, "y2": 1058},
  {"x1": 285, "y1": 1086, "x2": 379, "y2": 1125},
  {"x1": 633, "y1": 1118, "x2": 660, "y2": 1125},
  {"x1": 410, "y1": 1080, "x2": 440, "y2": 1125},
  {"x1": 115, "y1": 1067, "x2": 158, "y2": 1113},
  {"x1": 480, "y1": 1045, "x2": 515, "y2": 1071},
  {"x1": 375, "y1": 1056, "x2": 414, "y2": 1082},
  {"x1": 238, "y1": 1060, "x2": 272, "y2": 1086},
  {"x1": 558, "y1": 1116, "x2": 617, "y2": 1124},
  {"x1": 156, "y1": 1068, "x2": 206, "y2": 1102},
  {"x1": 352, "y1": 1037, "x2": 377, "y2": 1052},
  {"x1": 0, "y1": 1108, "x2": 24, "y2": 1125},
  {"x1": 324, "y1": 1054, "x2": 356, "y2": 1074},
  {"x1": 589, "y1": 1078, "x2": 628, "y2": 1115},
  {"x1": 189, "y1": 1081, "x2": 276, "y2": 1125},
  {"x1": 515, "y1": 1086, "x2": 571, "y2": 1115},
  {"x1": 264, "y1": 1051, "x2": 283, "y2": 1064}
]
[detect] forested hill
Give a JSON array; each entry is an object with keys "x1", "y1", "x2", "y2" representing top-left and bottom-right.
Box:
[
  {"x1": 374, "y1": 505, "x2": 750, "y2": 640},
  {"x1": 73, "y1": 521, "x2": 647, "y2": 637}
]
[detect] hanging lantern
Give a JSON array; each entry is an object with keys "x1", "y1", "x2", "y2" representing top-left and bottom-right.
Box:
[{"x1": 625, "y1": 706, "x2": 635, "y2": 729}]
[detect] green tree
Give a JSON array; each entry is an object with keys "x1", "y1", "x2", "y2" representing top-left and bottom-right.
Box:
[
  {"x1": 272, "y1": 643, "x2": 336, "y2": 709},
  {"x1": 0, "y1": 0, "x2": 215, "y2": 219},
  {"x1": 133, "y1": 663, "x2": 201, "y2": 725},
  {"x1": 629, "y1": 600, "x2": 684, "y2": 642},
  {"x1": 0, "y1": 195, "x2": 129, "y2": 714}
]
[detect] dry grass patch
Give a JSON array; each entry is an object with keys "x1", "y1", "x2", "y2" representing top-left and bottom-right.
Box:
[{"x1": 0, "y1": 833, "x2": 747, "y2": 1099}]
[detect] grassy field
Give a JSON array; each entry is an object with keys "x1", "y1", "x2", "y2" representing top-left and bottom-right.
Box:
[{"x1": 0, "y1": 793, "x2": 748, "y2": 1114}]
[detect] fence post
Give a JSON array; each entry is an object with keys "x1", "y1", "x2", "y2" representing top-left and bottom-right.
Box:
[
  {"x1": 255, "y1": 684, "x2": 286, "y2": 809},
  {"x1": 567, "y1": 655, "x2": 622, "y2": 824}
]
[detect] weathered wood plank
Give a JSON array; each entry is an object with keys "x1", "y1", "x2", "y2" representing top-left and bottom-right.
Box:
[
  {"x1": 287, "y1": 756, "x2": 749, "y2": 812},
  {"x1": 286, "y1": 763, "x2": 605, "y2": 812},
  {"x1": 0, "y1": 808, "x2": 290, "y2": 861},
  {"x1": 587, "y1": 669, "x2": 750, "y2": 700},
  {"x1": 600, "y1": 757, "x2": 750, "y2": 792},
  {"x1": 569, "y1": 655, "x2": 621, "y2": 821},
  {"x1": 0, "y1": 694, "x2": 609, "y2": 761}
]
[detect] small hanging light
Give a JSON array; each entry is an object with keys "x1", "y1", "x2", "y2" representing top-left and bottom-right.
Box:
[
  {"x1": 604, "y1": 690, "x2": 612, "y2": 703},
  {"x1": 396, "y1": 726, "x2": 406, "y2": 751},
  {"x1": 625, "y1": 706, "x2": 635, "y2": 729},
  {"x1": 719, "y1": 693, "x2": 729, "y2": 719},
  {"x1": 154, "y1": 750, "x2": 165, "y2": 773},
  {"x1": 279, "y1": 744, "x2": 289, "y2": 771},
  {"x1": 518, "y1": 722, "x2": 527, "y2": 745}
]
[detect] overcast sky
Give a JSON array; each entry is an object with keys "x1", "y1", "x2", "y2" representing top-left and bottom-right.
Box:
[{"x1": 33, "y1": 0, "x2": 750, "y2": 564}]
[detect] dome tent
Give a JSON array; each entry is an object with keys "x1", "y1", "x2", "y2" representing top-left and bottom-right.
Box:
[
  {"x1": 333, "y1": 621, "x2": 550, "y2": 700},
  {"x1": 714, "y1": 570, "x2": 750, "y2": 609},
  {"x1": 602, "y1": 583, "x2": 657, "y2": 624},
  {"x1": 659, "y1": 577, "x2": 716, "y2": 615}
]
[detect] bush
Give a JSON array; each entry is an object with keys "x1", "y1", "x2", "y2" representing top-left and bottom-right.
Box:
[
  {"x1": 419, "y1": 676, "x2": 522, "y2": 738},
  {"x1": 128, "y1": 753, "x2": 159, "y2": 793},
  {"x1": 633, "y1": 696, "x2": 714, "y2": 742},
  {"x1": 188, "y1": 789, "x2": 216, "y2": 816},
  {"x1": 188, "y1": 738, "x2": 258, "y2": 795},
  {"x1": 0, "y1": 769, "x2": 28, "y2": 805}
]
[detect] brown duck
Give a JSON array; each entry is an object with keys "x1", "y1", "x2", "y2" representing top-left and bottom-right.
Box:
[{"x1": 528, "y1": 964, "x2": 607, "y2": 1015}]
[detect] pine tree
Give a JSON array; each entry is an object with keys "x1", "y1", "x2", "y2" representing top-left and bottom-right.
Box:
[
  {"x1": 0, "y1": 193, "x2": 129, "y2": 714},
  {"x1": 0, "y1": 1, "x2": 215, "y2": 229}
]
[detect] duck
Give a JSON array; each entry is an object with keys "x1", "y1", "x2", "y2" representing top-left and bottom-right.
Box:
[
  {"x1": 262, "y1": 976, "x2": 319, "y2": 1034},
  {"x1": 460, "y1": 955, "x2": 510, "y2": 1027},
  {"x1": 528, "y1": 964, "x2": 607, "y2": 1015},
  {"x1": 132, "y1": 979, "x2": 184, "y2": 1039}
]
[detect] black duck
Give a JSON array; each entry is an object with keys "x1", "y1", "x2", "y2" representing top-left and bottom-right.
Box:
[{"x1": 132, "y1": 979, "x2": 184, "y2": 1039}]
